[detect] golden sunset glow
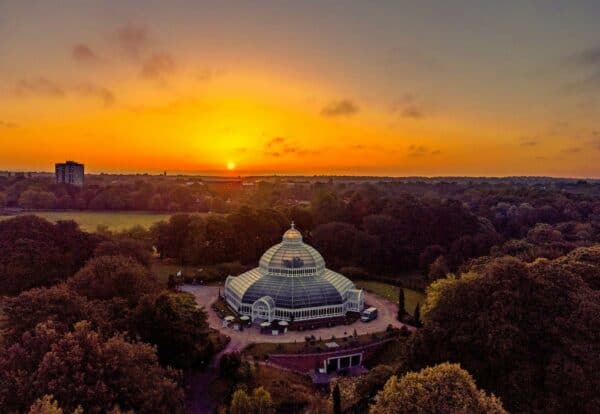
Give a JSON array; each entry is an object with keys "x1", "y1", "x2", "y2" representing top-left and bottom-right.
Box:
[{"x1": 0, "y1": 2, "x2": 599, "y2": 177}]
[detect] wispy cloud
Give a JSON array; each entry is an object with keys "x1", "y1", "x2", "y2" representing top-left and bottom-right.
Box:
[
  {"x1": 561, "y1": 146, "x2": 581, "y2": 154},
  {"x1": 114, "y1": 24, "x2": 151, "y2": 59},
  {"x1": 74, "y1": 82, "x2": 116, "y2": 106},
  {"x1": 197, "y1": 68, "x2": 225, "y2": 81},
  {"x1": 574, "y1": 47, "x2": 600, "y2": 66},
  {"x1": 72, "y1": 44, "x2": 101, "y2": 64},
  {"x1": 264, "y1": 136, "x2": 321, "y2": 157},
  {"x1": 321, "y1": 99, "x2": 359, "y2": 117},
  {"x1": 519, "y1": 136, "x2": 538, "y2": 147},
  {"x1": 140, "y1": 53, "x2": 176, "y2": 81},
  {"x1": 267, "y1": 136, "x2": 285, "y2": 147},
  {"x1": 567, "y1": 46, "x2": 600, "y2": 89},
  {"x1": 14, "y1": 77, "x2": 115, "y2": 106},
  {"x1": 15, "y1": 77, "x2": 65, "y2": 97},
  {"x1": 407, "y1": 144, "x2": 440, "y2": 157},
  {"x1": 391, "y1": 95, "x2": 425, "y2": 119},
  {"x1": 402, "y1": 105, "x2": 423, "y2": 119},
  {"x1": 0, "y1": 120, "x2": 17, "y2": 128}
]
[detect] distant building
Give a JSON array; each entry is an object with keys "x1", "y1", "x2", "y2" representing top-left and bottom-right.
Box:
[{"x1": 55, "y1": 161, "x2": 84, "y2": 186}]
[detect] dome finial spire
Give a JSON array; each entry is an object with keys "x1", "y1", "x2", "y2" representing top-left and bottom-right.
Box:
[{"x1": 290, "y1": 221, "x2": 295, "y2": 229}]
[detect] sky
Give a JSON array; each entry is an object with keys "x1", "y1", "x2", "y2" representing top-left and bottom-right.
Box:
[{"x1": 1, "y1": 0, "x2": 600, "y2": 177}]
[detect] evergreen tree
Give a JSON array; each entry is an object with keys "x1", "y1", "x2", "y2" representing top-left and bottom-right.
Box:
[
  {"x1": 397, "y1": 285, "x2": 406, "y2": 320},
  {"x1": 414, "y1": 303, "x2": 422, "y2": 327},
  {"x1": 332, "y1": 383, "x2": 342, "y2": 414}
]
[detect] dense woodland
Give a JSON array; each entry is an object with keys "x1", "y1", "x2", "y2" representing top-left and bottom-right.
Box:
[
  {"x1": 0, "y1": 216, "x2": 217, "y2": 413},
  {"x1": 1, "y1": 176, "x2": 600, "y2": 413}
]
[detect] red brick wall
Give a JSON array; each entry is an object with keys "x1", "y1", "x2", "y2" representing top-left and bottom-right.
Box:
[{"x1": 267, "y1": 340, "x2": 388, "y2": 373}]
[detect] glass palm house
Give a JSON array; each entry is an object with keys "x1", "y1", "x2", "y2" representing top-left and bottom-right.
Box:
[{"x1": 224, "y1": 223, "x2": 365, "y2": 322}]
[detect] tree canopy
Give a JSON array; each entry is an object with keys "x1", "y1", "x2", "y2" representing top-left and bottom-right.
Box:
[
  {"x1": 371, "y1": 363, "x2": 506, "y2": 414},
  {"x1": 409, "y1": 248, "x2": 600, "y2": 413}
]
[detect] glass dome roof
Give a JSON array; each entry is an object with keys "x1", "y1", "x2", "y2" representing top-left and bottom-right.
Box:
[
  {"x1": 225, "y1": 223, "x2": 359, "y2": 310},
  {"x1": 259, "y1": 222, "x2": 325, "y2": 275},
  {"x1": 242, "y1": 275, "x2": 343, "y2": 308}
]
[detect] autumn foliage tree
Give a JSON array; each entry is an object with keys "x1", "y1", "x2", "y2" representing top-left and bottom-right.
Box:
[
  {"x1": 132, "y1": 291, "x2": 212, "y2": 369},
  {"x1": 0, "y1": 321, "x2": 184, "y2": 413},
  {"x1": 68, "y1": 255, "x2": 157, "y2": 305},
  {"x1": 0, "y1": 216, "x2": 100, "y2": 295},
  {"x1": 409, "y1": 248, "x2": 600, "y2": 413},
  {"x1": 371, "y1": 363, "x2": 506, "y2": 414}
]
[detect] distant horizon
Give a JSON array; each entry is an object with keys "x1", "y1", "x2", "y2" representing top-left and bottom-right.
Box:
[{"x1": 3, "y1": 166, "x2": 599, "y2": 181}]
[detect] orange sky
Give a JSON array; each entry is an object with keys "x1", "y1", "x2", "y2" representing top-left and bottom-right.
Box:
[{"x1": 1, "y1": 2, "x2": 599, "y2": 177}]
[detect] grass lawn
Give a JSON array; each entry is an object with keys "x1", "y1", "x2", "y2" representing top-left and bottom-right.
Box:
[
  {"x1": 0, "y1": 210, "x2": 171, "y2": 232},
  {"x1": 355, "y1": 280, "x2": 425, "y2": 316}
]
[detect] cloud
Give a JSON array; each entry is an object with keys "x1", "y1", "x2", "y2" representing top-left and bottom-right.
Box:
[
  {"x1": 0, "y1": 120, "x2": 17, "y2": 128},
  {"x1": 402, "y1": 105, "x2": 423, "y2": 119},
  {"x1": 407, "y1": 144, "x2": 440, "y2": 157},
  {"x1": 321, "y1": 99, "x2": 359, "y2": 117},
  {"x1": 72, "y1": 44, "x2": 101, "y2": 64},
  {"x1": 264, "y1": 136, "x2": 321, "y2": 157},
  {"x1": 561, "y1": 147, "x2": 581, "y2": 154},
  {"x1": 197, "y1": 68, "x2": 225, "y2": 81},
  {"x1": 391, "y1": 95, "x2": 425, "y2": 119},
  {"x1": 267, "y1": 136, "x2": 285, "y2": 147},
  {"x1": 567, "y1": 46, "x2": 600, "y2": 89},
  {"x1": 588, "y1": 131, "x2": 600, "y2": 151},
  {"x1": 14, "y1": 77, "x2": 114, "y2": 107},
  {"x1": 575, "y1": 47, "x2": 600, "y2": 66},
  {"x1": 114, "y1": 24, "x2": 151, "y2": 59},
  {"x1": 140, "y1": 53, "x2": 176, "y2": 80},
  {"x1": 519, "y1": 137, "x2": 538, "y2": 146},
  {"x1": 74, "y1": 83, "x2": 116, "y2": 106},
  {"x1": 14, "y1": 77, "x2": 65, "y2": 97}
]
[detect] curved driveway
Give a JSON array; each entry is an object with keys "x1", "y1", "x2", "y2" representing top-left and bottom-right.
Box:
[{"x1": 181, "y1": 284, "x2": 414, "y2": 349}]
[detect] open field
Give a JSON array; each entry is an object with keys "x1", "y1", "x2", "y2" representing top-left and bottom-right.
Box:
[
  {"x1": 355, "y1": 280, "x2": 425, "y2": 316},
  {"x1": 0, "y1": 210, "x2": 171, "y2": 232}
]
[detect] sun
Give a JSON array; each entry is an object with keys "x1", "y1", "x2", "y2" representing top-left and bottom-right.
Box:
[{"x1": 227, "y1": 161, "x2": 236, "y2": 171}]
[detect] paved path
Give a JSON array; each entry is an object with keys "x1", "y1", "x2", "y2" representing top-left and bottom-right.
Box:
[
  {"x1": 181, "y1": 284, "x2": 413, "y2": 413},
  {"x1": 182, "y1": 284, "x2": 413, "y2": 349}
]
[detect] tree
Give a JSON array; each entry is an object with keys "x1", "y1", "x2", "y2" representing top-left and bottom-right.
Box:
[
  {"x1": 332, "y1": 383, "x2": 342, "y2": 414},
  {"x1": 68, "y1": 255, "x2": 157, "y2": 305},
  {"x1": 94, "y1": 238, "x2": 152, "y2": 267},
  {"x1": 409, "y1": 255, "x2": 600, "y2": 413},
  {"x1": 27, "y1": 395, "x2": 76, "y2": 414},
  {"x1": 0, "y1": 321, "x2": 184, "y2": 414},
  {"x1": 251, "y1": 387, "x2": 274, "y2": 414},
  {"x1": 132, "y1": 291, "x2": 212, "y2": 369},
  {"x1": 428, "y1": 255, "x2": 450, "y2": 281},
  {"x1": 371, "y1": 363, "x2": 506, "y2": 414},
  {"x1": 18, "y1": 190, "x2": 57, "y2": 209},
  {"x1": 230, "y1": 388, "x2": 252, "y2": 414},
  {"x1": 397, "y1": 284, "x2": 406, "y2": 320},
  {"x1": 2, "y1": 284, "x2": 89, "y2": 344},
  {"x1": 355, "y1": 365, "x2": 395, "y2": 401},
  {"x1": 220, "y1": 352, "x2": 242, "y2": 378},
  {"x1": 413, "y1": 303, "x2": 421, "y2": 327},
  {"x1": 0, "y1": 215, "x2": 99, "y2": 296}
]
